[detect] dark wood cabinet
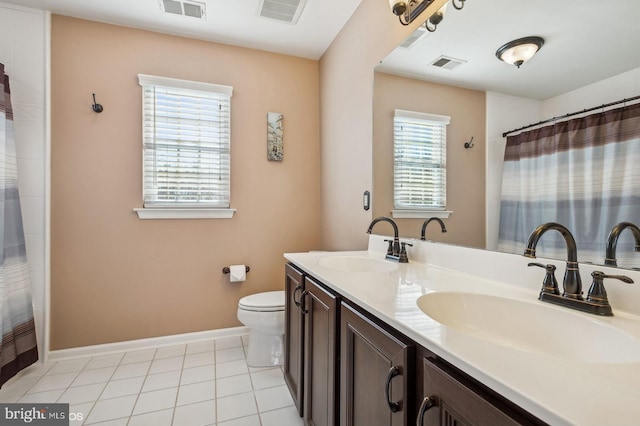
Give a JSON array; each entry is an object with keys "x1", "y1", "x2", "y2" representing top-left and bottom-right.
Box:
[
  {"x1": 417, "y1": 357, "x2": 545, "y2": 426},
  {"x1": 284, "y1": 263, "x2": 305, "y2": 416},
  {"x1": 285, "y1": 264, "x2": 546, "y2": 426},
  {"x1": 340, "y1": 302, "x2": 414, "y2": 426},
  {"x1": 302, "y1": 276, "x2": 340, "y2": 426}
]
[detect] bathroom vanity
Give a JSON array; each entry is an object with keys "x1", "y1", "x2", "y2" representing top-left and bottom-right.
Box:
[{"x1": 284, "y1": 235, "x2": 640, "y2": 426}]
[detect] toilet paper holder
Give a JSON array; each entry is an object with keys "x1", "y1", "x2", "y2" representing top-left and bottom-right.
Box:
[{"x1": 222, "y1": 265, "x2": 250, "y2": 274}]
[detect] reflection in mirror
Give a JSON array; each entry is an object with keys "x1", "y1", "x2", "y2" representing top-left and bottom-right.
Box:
[{"x1": 373, "y1": 0, "x2": 640, "y2": 269}]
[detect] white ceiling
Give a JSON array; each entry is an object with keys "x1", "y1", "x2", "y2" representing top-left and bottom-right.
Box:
[
  {"x1": 5, "y1": 0, "x2": 640, "y2": 100},
  {"x1": 377, "y1": 0, "x2": 640, "y2": 100},
  {"x1": 4, "y1": 0, "x2": 362, "y2": 59}
]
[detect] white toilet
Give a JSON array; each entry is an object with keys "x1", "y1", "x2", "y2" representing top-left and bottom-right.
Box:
[{"x1": 237, "y1": 290, "x2": 286, "y2": 367}]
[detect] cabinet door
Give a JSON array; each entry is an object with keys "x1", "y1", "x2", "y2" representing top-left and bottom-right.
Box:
[
  {"x1": 284, "y1": 263, "x2": 305, "y2": 416},
  {"x1": 340, "y1": 302, "x2": 413, "y2": 426},
  {"x1": 303, "y1": 277, "x2": 339, "y2": 426},
  {"x1": 418, "y1": 357, "x2": 524, "y2": 426}
]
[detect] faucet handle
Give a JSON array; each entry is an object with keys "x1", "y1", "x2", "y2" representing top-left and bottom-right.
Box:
[
  {"x1": 528, "y1": 262, "x2": 560, "y2": 296},
  {"x1": 383, "y1": 239, "x2": 394, "y2": 256},
  {"x1": 399, "y1": 242, "x2": 413, "y2": 263},
  {"x1": 587, "y1": 271, "x2": 634, "y2": 306}
]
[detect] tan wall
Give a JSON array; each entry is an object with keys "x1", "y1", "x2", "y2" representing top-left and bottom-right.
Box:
[
  {"x1": 50, "y1": 16, "x2": 321, "y2": 350},
  {"x1": 319, "y1": 0, "x2": 449, "y2": 250},
  {"x1": 373, "y1": 72, "x2": 486, "y2": 248}
]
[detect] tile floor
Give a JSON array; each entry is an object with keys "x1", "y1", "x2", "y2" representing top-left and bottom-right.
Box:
[{"x1": 0, "y1": 335, "x2": 303, "y2": 426}]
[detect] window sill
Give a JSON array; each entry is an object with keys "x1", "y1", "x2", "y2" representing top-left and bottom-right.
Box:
[
  {"x1": 134, "y1": 208, "x2": 236, "y2": 220},
  {"x1": 391, "y1": 209, "x2": 452, "y2": 219}
]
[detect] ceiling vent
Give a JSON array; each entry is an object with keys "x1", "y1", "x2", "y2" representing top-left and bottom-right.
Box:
[
  {"x1": 161, "y1": 0, "x2": 205, "y2": 19},
  {"x1": 258, "y1": 0, "x2": 308, "y2": 24},
  {"x1": 430, "y1": 55, "x2": 467, "y2": 71},
  {"x1": 399, "y1": 27, "x2": 428, "y2": 49}
]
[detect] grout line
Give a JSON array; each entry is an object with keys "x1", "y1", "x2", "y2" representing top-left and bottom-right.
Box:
[
  {"x1": 242, "y1": 343, "x2": 264, "y2": 426},
  {"x1": 2, "y1": 334, "x2": 300, "y2": 426},
  {"x1": 167, "y1": 347, "x2": 187, "y2": 426}
]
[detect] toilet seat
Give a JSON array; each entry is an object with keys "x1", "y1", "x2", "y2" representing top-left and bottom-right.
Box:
[{"x1": 238, "y1": 290, "x2": 285, "y2": 312}]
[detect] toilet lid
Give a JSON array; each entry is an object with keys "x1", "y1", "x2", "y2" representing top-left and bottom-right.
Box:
[{"x1": 239, "y1": 291, "x2": 285, "y2": 312}]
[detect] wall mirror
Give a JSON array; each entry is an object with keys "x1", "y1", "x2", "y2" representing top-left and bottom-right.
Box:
[{"x1": 373, "y1": 0, "x2": 640, "y2": 269}]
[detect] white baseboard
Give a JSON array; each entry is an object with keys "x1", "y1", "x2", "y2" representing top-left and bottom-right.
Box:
[{"x1": 48, "y1": 326, "x2": 250, "y2": 362}]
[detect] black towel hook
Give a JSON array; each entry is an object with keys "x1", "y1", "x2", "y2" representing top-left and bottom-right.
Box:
[
  {"x1": 92, "y1": 93, "x2": 103, "y2": 113},
  {"x1": 464, "y1": 136, "x2": 474, "y2": 149}
]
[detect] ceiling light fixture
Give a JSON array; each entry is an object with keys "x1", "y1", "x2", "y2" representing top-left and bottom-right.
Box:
[{"x1": 495, "y1": 36, "x2": 545, "y2": 68}]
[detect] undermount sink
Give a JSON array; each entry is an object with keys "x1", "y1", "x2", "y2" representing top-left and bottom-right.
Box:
[
  {"x1": 417, "y1": 292, "x2": 640, "y2": 364},
  {"x1": 318, "y1": 256, "x2": 398, "y2": 273}
]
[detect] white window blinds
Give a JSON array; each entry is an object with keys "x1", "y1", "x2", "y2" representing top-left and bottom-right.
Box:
[
  {"x1": 393, "y1": 109, "x2": 450, "y2": 210},
  {"x1": 138, "y1": 74, "x2": 233, "y2": 208}
]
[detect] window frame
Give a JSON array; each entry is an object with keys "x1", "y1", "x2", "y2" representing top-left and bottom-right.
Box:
[
  {"x1": 392, "y1": 109, "x2": 452, "y2": 219},
  {"x1": 134, "y1": 74, "x2": 235, "y2": 220}
]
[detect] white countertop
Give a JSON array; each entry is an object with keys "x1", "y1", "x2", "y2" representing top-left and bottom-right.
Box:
[{"x1": 285, "y1": 237, "x2": 640, "y2": 426}]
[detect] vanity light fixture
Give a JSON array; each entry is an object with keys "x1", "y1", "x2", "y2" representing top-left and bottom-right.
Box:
[
  {"x1": 389, "y1": 0, "x2": 465, "y2": 28},
  {"x1": 425, "y1": 2, "x2": 447, "y2": 32},
  {"x1": 496, "y1": 36, "x2": 545, "y2": 68},
  {"x1": 425, "y1": 0, "x2": 466, "y2": 31},
  {"x1": 389, "y1": 0, "x2": 426, "y2": 25}
]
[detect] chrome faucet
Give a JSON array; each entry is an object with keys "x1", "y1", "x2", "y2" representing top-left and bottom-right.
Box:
[
  {"x1": 367, "y1": 216, "x2": 403, "y2": 262},
  {"x1": 420, "y1": 217, "x2": 447, "y2": 241},
  {"x1": 525, "y1": 222, "x2": 634, "y2": 316},
  {"x1": 605, "y1": 222, "x2": 640, "y2": 266},
  {"x1": 524, "y1": 222, "x2": 582, "y2": 299}
]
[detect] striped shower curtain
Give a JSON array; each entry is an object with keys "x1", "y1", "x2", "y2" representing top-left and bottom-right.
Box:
[
  {"x1": 498, "y1": 102, "x2": 640, "y2": 268},
  {"x1": 0, "y1": 63, "x2": 38, "y2": 388}
]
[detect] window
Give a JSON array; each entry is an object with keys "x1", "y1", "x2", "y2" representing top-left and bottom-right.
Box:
[
  {"x1": 135, "y1": 74, "x2": 234, "y2": 219},
  {"x1": 393, "y1": 109, "x2": 451, "y2": 219}
]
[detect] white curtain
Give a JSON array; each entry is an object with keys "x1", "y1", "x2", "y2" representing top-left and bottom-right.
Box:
[
  {"x1": 498, "y1": 102, "x2": 640, "y2": 268},
  {"x1": 0, "y1": 63, "x2": 38, "y2": 388}
]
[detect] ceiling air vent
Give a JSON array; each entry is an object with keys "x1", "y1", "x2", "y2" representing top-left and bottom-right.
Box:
[
  {"x1": 258, "y1": 0, "x2": 308, "y2": 24},
  {"x1": 430, "y1": 55, "x2": 467, "y2": 71},
  {"x1": 399, "y1": 27, "x2": 427, "y2": 49},
  {"x1": 161, "y1": 0, "x2": 205, "y2": 19}
]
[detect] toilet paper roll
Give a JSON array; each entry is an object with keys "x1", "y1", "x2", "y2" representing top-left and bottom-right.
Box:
[{"x1": 229, "y1": 264, "x2": 247, "y2": 282}]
